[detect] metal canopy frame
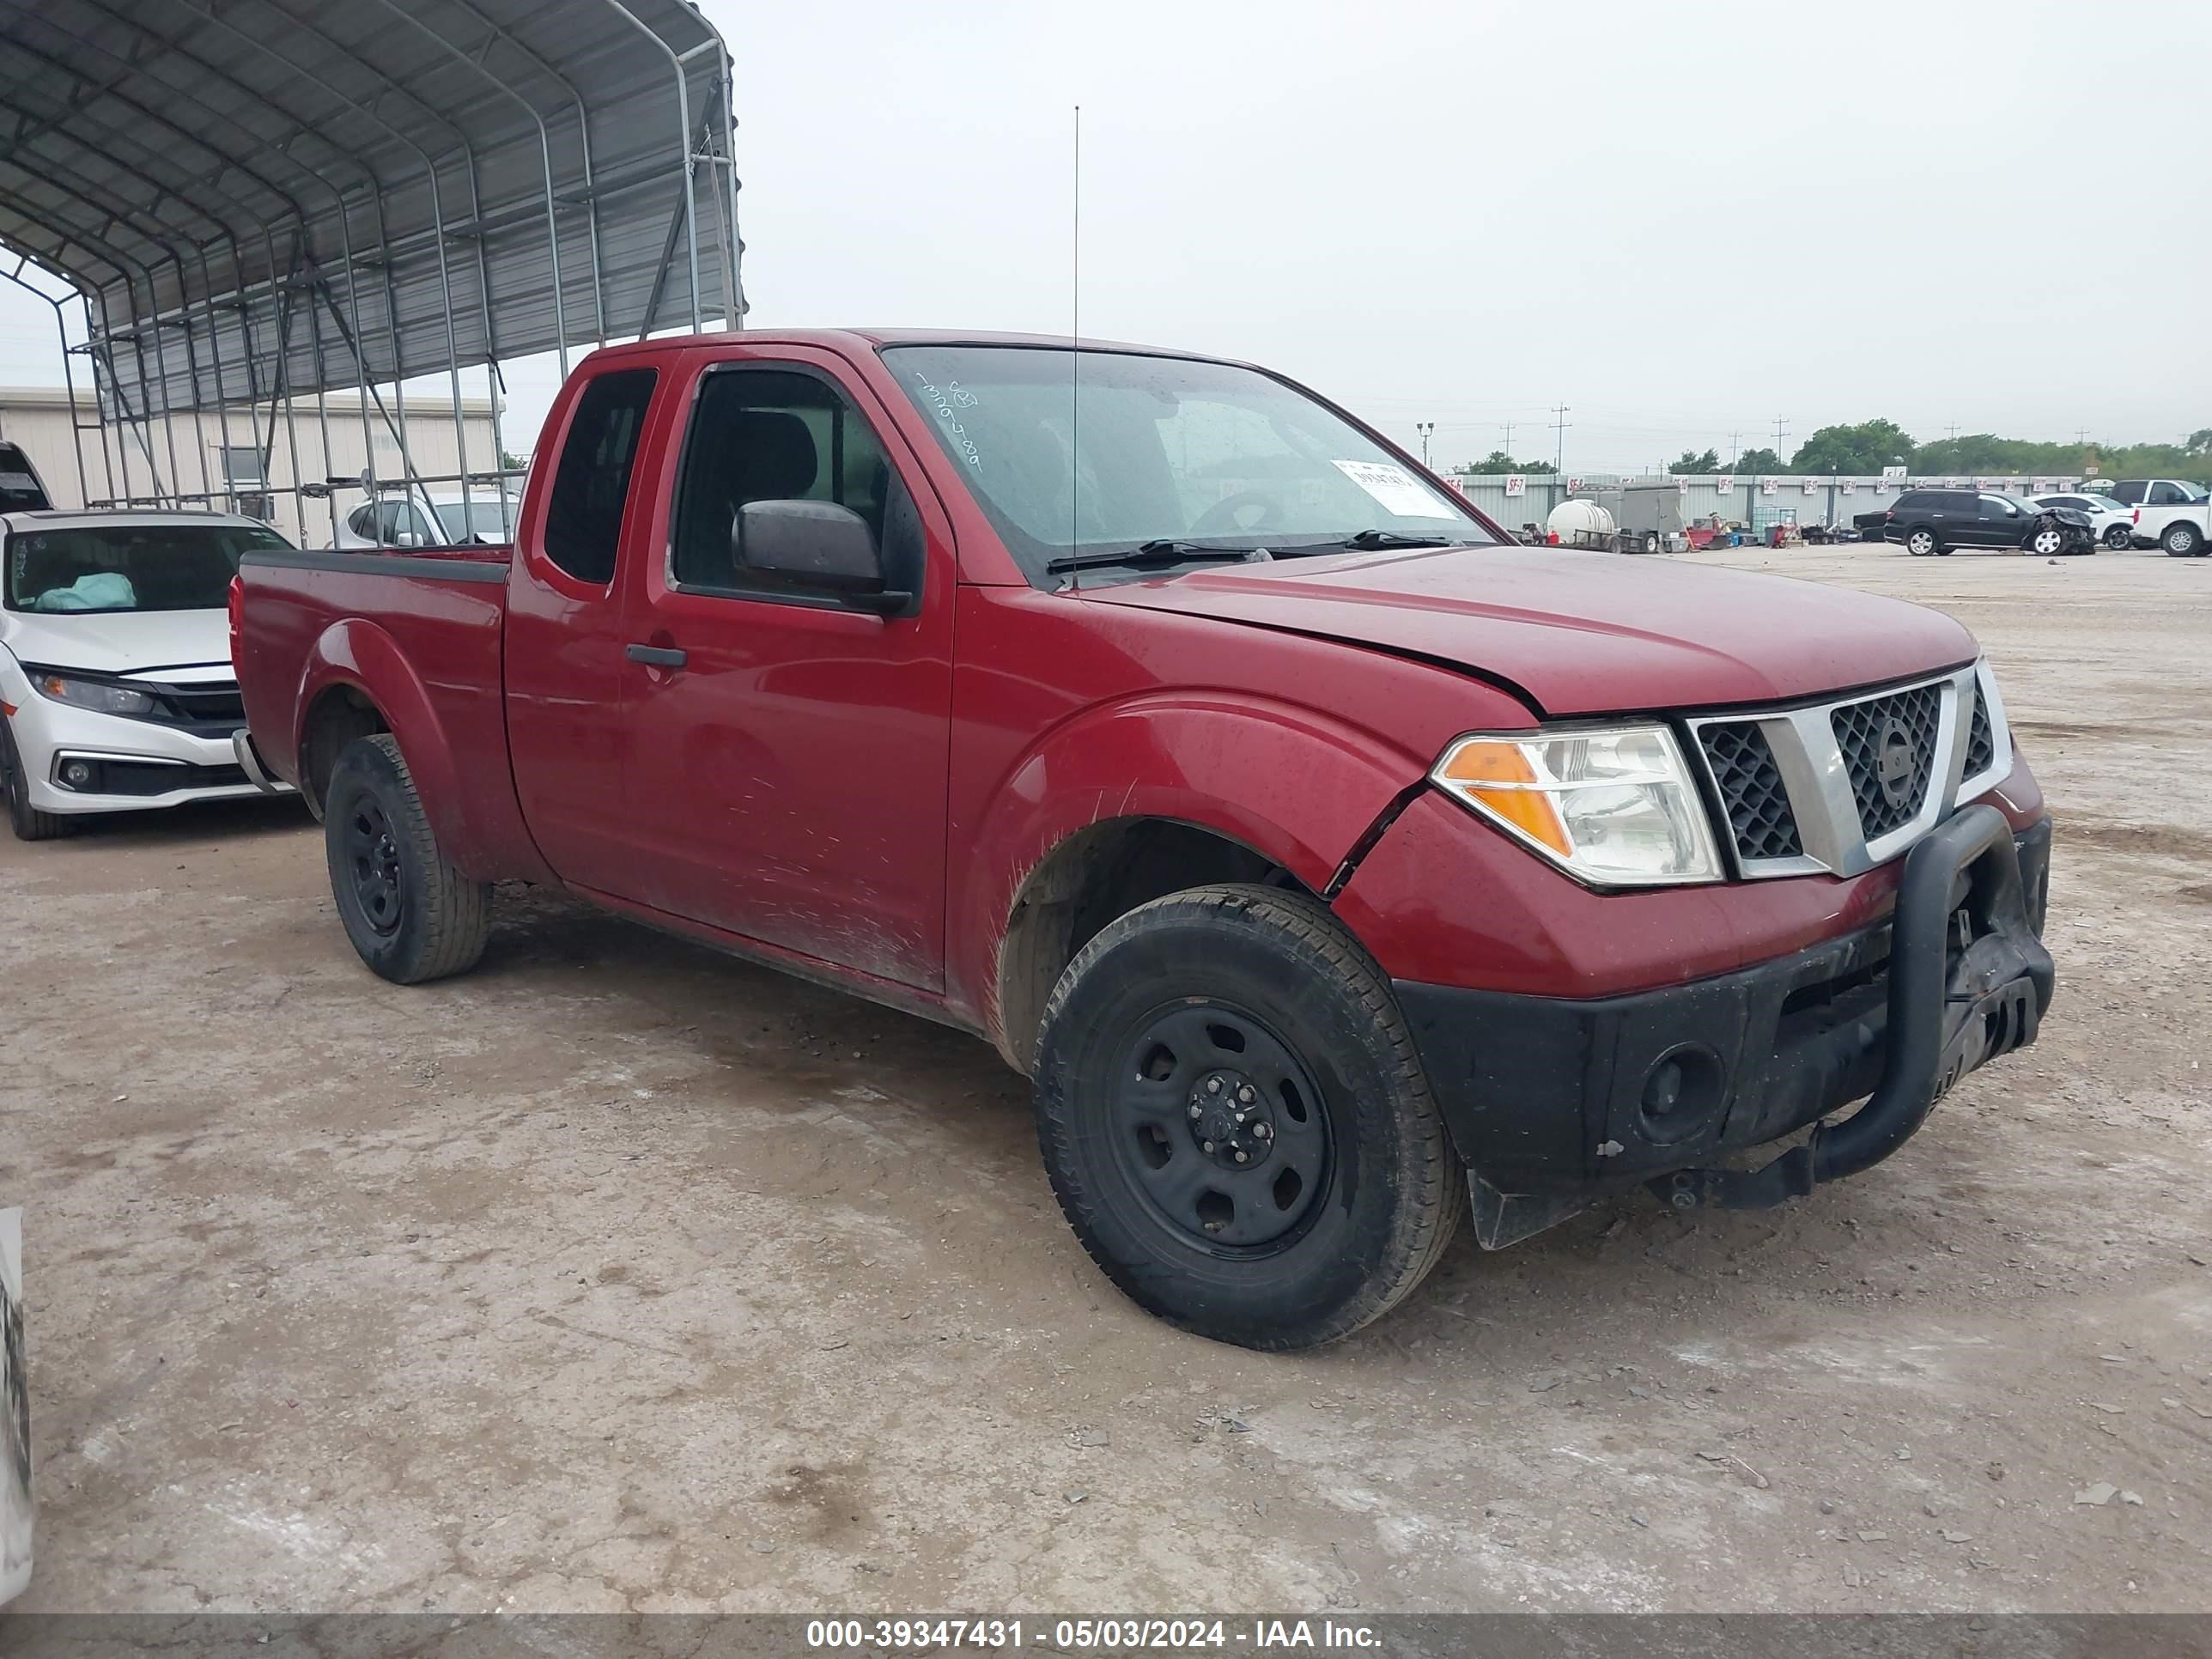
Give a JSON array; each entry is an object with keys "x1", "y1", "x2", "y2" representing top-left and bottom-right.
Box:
[{"x1": 0, "y1": 0, "x2": 742, "y2": 541}]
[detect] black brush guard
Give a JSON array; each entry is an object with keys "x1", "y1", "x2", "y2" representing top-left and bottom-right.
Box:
[{"x1": 1649, "y1": 803, "x2": 2054, "y2": 1212}]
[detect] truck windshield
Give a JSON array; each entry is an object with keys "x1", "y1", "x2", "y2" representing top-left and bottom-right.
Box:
[
  {"x1": 884, "y1": 345, "x2": 1494, "y2": 583},
  {"x1": 4, "y1": 521, "x2": 293, "y2": 613}
]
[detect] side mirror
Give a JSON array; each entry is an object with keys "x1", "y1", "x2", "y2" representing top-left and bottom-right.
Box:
[
  {"x1": 735, "y1": 500, "x2": 913, "y2": 616},
  {"x1": 393, "y1": 530, "x2": 424, "y2": 548}
]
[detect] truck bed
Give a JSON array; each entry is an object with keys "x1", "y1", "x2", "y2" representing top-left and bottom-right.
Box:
[{"x1": 234, "y1": 543, "x2": 540, "y2": 879}]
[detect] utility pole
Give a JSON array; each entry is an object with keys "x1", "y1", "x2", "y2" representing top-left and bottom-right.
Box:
[
  {"x1": 1945, "y1": 424, "x2": 1962, "y2": 442},
  {"x1": 1729, "y1": 430, "x2": 1741, "y2": 466},
  {"x1": 1771, "y1": 416, "x2": 1790, "y2": 459},
  {"x1": 1553, "y1": 404, "x2": 1571, "y2": 477},
  {"x1": 1501, "y1": 419, "x2": 1515, "y2": 460},
  {"x1": 1416, "y1": 422, "x2": 1435, "y2": 468}
]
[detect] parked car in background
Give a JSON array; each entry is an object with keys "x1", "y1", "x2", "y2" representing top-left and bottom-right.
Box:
[
  {"x1": 0, "y1": 444, "x2": 51, "y2": 514},
  {"x1": 1, "y1": 511, "x2": 296, "y2": 839},
  {"x1": 2104, "y1": 478, "x2": 2211, "y2": 556},
  {"x1": 1881, "y1": 490, "x2": 2093, "y2": 556},
  {"x1": 331, "y1": 488, "x2": 521, "y2": 550},
  {"x1": 2029, "y1": 492, "x2": 2135, "y2": 551},
  {"x1": 236, "y1": 328, "x2": 2055, "y2": 1351}
]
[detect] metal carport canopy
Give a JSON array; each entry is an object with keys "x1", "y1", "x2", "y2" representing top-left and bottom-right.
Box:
[{"x1": 0, "y1": 0, "x2": 741, "y2": 424}]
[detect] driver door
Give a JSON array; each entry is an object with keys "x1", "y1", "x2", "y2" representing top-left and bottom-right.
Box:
[{"x1": 1974, "y1": 494, "x2": 2023, "y2": 548}]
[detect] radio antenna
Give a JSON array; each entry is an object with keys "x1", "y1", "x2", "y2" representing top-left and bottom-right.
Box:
[{"x1": 1068, "y1": 102, "x2": 1081, "y2": 591}]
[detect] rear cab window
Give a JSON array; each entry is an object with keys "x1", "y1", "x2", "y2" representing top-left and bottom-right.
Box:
[{"x1": 542, "y1": 368, "x2": 658, "y2": 585}]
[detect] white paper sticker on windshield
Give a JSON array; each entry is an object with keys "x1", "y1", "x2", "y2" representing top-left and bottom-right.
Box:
[{"x1": 1332, "y1": 459, "x2": 1445, "y2": 520}]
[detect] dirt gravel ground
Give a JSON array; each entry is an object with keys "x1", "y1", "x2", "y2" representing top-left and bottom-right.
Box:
[{"x1": 4, "y1": 543, "x2": 2209, "y2": 1616}]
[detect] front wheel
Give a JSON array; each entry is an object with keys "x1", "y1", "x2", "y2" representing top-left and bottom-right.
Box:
[
  {"x1": 2163, "y1": 522, "x2": 2204, "y2": 557},
  {"x1": 1905, "y1": 527, "x2": 1938, "y2": 556},
  {"x1": 324, "y1": 733, "x2": 491, "y2": 983},
  {"x1": 2029, "y1": 526, "x2": 2067, "y2": 556},
  {"x1": 1032, "y1": 884, "x2": 1464, "y2": 1350},
  {"x1": 1, "y1": 720, "x2": 71, "y2": 841}
]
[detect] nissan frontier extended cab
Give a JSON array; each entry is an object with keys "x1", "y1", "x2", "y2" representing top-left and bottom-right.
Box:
[{"x1": 233, "y1": 331, "x2": 2055, "y2": 1350}]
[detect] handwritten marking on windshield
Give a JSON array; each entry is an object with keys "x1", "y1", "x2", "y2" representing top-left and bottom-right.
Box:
[{"x1": 914, "y1": 374, "x2": 983, "y2": 471}]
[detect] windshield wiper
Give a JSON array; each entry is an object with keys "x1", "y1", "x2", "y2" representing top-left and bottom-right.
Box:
[
  {"x1": 1335, "y1": 528, "x2": 1468, "y2": 550},
  {"x1": 1044, "y1": 540, "x2": 1265, "y2": 575}
]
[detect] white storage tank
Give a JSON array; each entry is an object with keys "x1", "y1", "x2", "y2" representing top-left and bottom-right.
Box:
[{"x1": 1547, "y1": 498, "x2": 1616, "y2": 550}]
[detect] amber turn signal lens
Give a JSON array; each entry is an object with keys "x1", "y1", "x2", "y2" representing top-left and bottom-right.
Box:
[{"x1": 1435, "y1": 740, "x2": 1572, "y2": 858}]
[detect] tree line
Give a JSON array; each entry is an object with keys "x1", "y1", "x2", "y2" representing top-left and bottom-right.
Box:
[{"x1": 1455, "y1": 422, "x2": 2212, "y2": 480}]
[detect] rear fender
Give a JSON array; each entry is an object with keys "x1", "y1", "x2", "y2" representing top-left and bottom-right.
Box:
[
  {"x1": 950, "y1": 693, "x2": 1433, "y2": 1040},
  {"x1": 292, "y1": 618, "x2": 469, "y2": 859}
]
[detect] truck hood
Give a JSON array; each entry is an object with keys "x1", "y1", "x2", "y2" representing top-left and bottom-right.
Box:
[
  {"x1": 1081, "y1": 544, "x2": 1977, "y2": 715},
  {"x1": 0, "y1": 605, "x2": 231, "y2": 678}
]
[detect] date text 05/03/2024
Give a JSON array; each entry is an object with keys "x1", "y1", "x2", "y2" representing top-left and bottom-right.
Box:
[{"x1": 804, "y1": 1619, "x2": 1383, "y2": 1650}]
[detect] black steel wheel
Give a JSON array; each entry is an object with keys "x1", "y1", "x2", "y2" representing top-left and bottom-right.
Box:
[
  {"x1": 1107, "y1": 1000, "x2": 1333, "y2": 1253},
  {"x1": 340, "y1": 794, "x2": 405, "y2": 936},
  {"x1": 323, "y1": 733, "x2": 491, "y2": 983},
  {"x1": 2103, "y1": 523, "x2": 2133, "y2": 550},
  {"x1": 1033, "y1": 884, "x2": 1464, "y2": 1350}
]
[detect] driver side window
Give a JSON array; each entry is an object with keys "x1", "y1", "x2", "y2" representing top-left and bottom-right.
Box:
[{"x1": 670, "y1": 367, "x2": 915, "y2": 600}]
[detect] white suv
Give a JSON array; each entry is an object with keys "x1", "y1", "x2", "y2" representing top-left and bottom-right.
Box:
[
  {"x1": 0, "y1": 511, "x2": 296, "y2": 839},
  {"x1": 2106, "y1": 478, "x2": 2211, "y2": 556}
]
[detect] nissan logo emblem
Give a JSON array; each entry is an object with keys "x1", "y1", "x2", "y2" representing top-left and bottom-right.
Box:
[{"x1": 1876, "y1": 719, "x2": 1917, "y2": 807}]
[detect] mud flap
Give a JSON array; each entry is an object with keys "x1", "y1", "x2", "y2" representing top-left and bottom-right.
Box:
[{"x1": 1469, "y1": 1173, "x2": 1589, "y2": 1250}]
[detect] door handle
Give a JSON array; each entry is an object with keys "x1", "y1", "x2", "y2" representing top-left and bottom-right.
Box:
[{"x1": 626, "y1": 643, "x2": 687, "y2": 669}]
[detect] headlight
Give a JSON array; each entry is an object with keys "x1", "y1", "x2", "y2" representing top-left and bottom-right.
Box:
[
  {"x1": 1431, "y1": 724, "x2": 1723, "y2": 886},
  {"x1": 31, "y1": 673, "x2": 157, "y2": 718}
]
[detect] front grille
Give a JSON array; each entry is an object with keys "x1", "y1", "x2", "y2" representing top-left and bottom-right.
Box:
[
  {"x1": 1832, "y1": 684, "x2": 1942, "y2": 839},
  {"x1": 144, "y1": 678, "x2": 245, "y2": 736},
  {"x1": 1964, "y1": 680, "x2": 1994, "y2": 778},
  {"x1": 1699, "y1": 721, "x2": 1803, "y2": 861}
]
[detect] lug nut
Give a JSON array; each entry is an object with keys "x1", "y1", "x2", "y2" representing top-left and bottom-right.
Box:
[
  {"x1": 1234, "y1": 1151, "x2": 1249, "y2": 1164},
  {"x1": 1188, "y1": 1104, "x2": 1202, "y2": 1119},
  {"x1": 1254, "y1": 1123, "x2": 1273, "y2": 1140},
  {"x1": 1237, "y1": 1085, "x2": 1256, "y2": 1104},
  {"x1": 1202, "y1": 1140, "x2": 1216, "y2": 1153},
  {"x1": 1206, "y1": 1078, "x2": 1223, "y2": 1095}
]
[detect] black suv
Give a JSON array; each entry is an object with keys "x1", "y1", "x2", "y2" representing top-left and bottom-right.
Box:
[{"x1": 1878, "y1": 489, "x2": 2094, "y2": 556}]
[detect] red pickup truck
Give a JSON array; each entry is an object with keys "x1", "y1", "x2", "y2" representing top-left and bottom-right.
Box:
[{"x1": 233, "y1": 330, "x2": 2055, "y2": 1350}]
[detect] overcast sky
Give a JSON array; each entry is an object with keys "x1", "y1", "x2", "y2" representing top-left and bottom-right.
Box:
[{"x1": 2, "y1": 0, "x2": 2204, "y2": 473}]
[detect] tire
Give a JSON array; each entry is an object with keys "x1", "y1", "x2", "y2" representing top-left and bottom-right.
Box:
[
  {"x1": 1, "y1": 720, "x2": 72, "y2": 841},
  {"x1": 1905, "y1": 527, "x2": 1938, "y2": 557},
  {"x1": 1032, "y1": 883, "x2": 1465, "y2": 1351},
  {"x1": 2029, "y1": 526, "x2": 2066, "y2": 556},
  {"x1": 2162, "y1": 521, "x2": 2203, "y2": 557},
  {"x1": 323, "y1": 732, "x2": 490, "y2": 983},
  {"x1": 1643, "y1": 531, "x2": 1660, "y2": 555},
  {"x1": 2103, "y1": 524, "x2": 2133, "y2": 551}
]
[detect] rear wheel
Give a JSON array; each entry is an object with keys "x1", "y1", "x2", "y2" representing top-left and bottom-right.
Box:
[
  {"x1": 2162, "y1": 521, "x2": 2204, "y2": 557},
  {"x1": 1905, "y1": 527, "x2": 1939, "y2": 557},
  {"x1": 2103, "y1": 523, "x2": 2134, "y2": 551},
  {"x1": 1, "y1": 721, "x2": 71, "y2": 842},
  {"x1": 324, "y1": 733, "x2": 490, "y2": 983},
  {"x1": 1032, "y1": 884, "x2": 1464, "y2": 1350}
]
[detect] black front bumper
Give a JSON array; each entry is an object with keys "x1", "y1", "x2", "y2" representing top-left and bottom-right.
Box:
[{"x1": 1395, "y1": 811, "x2": 2053, "y2": 1248}]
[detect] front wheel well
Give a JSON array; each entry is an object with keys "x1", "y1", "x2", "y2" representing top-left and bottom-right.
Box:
[
  {"x1": 298, "y1": 684, "x2": 390, "y2": 817},
  {"x1": 993, "y1": 817, "x2": 1315, "y2": 1074}
]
